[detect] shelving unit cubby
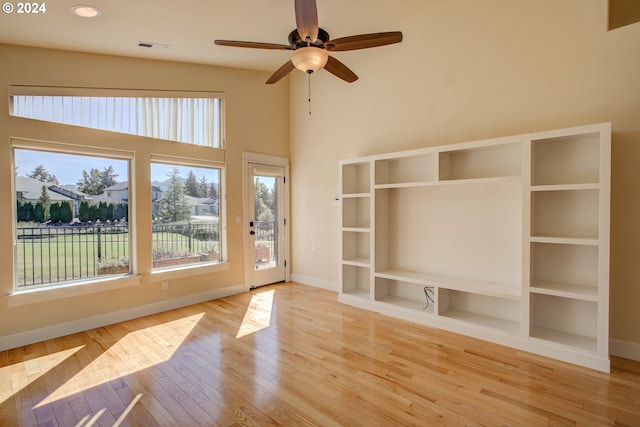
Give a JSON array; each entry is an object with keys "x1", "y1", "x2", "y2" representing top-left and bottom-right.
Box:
[{"x1": 339, "y1": 122, "x2": 611, "y2": 371}]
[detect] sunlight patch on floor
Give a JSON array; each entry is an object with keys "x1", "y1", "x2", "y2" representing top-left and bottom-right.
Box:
[
  {"x1": 35, "y1": 313, "x2": 203, "y2": 407},
  {"x1": 0, "y1": 345, "x2": 85, "y2": 404},
  {"x1": 236, "y1": 289, "x2": 275, "y2": 338}
]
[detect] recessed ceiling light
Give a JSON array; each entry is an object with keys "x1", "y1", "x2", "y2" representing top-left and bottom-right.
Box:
[{"x1": 71, "y1": 5, "x2": 100, "y2": 18}]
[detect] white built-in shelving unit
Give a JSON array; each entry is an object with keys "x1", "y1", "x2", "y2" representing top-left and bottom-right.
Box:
[{"x1": 339, "y1": 123, "x2": 611, "y2": 371}]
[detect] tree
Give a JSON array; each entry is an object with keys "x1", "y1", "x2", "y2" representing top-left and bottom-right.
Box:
[
  {"x1": 88, "y1": 204, "x2": 99, "y2": 222},
  {"x1": 198, "y1": 175, "x2": 209, "y2": 198},
  {"x1": 158, "y1": 167, "x2": 191, "y2": 222},
  {"x1": 17, "y1": 201, "x2": 35, "y2": 222},
  {"x1": 100, "y1": 166, "x2": 118, "y2": 190},
  {"x1": 114, "y1": 202, "x2": 128, "y2": 221},
  {"x1": 34, "y1": 201, "x2": 45, "y2": 222},
  {"x1": 184, "y1": 170, "x2": 200, "y2": 197},
  {"x1": 79, "y1": 200, "x2": 90, "y2": 222},
  {"x1": 49, "y1": 202, "x2": 60, "y2": 222},
  {"x1": 77, "y1": 166, "x2": 118, "y2": 196},
  {"x1": 210, "y1": 182, "x2": 219, "y2": 200},
  {"x1": 254, "y1": 178, "x2": 274, "y2": 222},
  {"x1": 38, "y1": 185, "x2": 51, "y2": 220},
  {"x1": 28, "y1": 164, "x2": 58, "y2": 184},
  {"x1": 59, "y1": 201, "x2": 73, "y2": 223}
]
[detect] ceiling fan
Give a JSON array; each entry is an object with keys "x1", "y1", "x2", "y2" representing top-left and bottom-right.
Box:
[{"x1": 214, "y1": 0, "x2": 403, "y2": 84}]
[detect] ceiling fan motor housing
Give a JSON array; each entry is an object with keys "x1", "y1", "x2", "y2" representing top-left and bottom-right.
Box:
[{"x1": 288, "y1": 28, "x2": 330, "y2": 48}]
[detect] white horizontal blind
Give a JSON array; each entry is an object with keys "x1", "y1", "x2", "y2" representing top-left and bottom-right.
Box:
[{"x1": 9, "y1": 91, "x2": 223, "y2": 148}]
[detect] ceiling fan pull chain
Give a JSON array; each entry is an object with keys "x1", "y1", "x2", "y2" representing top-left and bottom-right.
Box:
[{"x1": 308, "y1": 72, "x2": 312, "y2": 115}]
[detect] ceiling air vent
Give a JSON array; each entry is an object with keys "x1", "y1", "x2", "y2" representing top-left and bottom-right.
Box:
[{"x1": 137, "y1": 41, "x2": 169, "y2": 49}]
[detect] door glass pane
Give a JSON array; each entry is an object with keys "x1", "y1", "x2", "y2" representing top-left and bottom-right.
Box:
[{"x1": 254, "y1": 175, "x2": 277, "y2": 270}]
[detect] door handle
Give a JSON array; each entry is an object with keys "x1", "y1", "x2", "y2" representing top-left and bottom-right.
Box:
[{"x1": 250, "y1": 231, "x2": 255, "y2": 235}]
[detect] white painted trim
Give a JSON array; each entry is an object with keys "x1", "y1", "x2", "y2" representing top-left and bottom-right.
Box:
[
  {"x1": 291, "y1": 273, "x2": 339, "y2": 292},
  {"x1": 8, "y1": 275, "x2": 142, "y2": 306},
  {"x1": 148, "y1": 261, "x2": 230, "y2": 283},
  {"x1": 242, "y1": 152, "x2": 291, "y2": 288},
  {"x1": 610, "y1": 338, "x2": 640, "y2": 362},
  {"x1": 0, "y1": 284, "x2": 244, "y2": 352},
  {"x1": 242, "y1": 151, "x2": 290, "y2": 167}
]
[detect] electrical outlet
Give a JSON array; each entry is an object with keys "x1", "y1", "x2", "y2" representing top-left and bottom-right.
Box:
[{"x1": 162, "y1": 280, "x2": 169, "y2": 290}]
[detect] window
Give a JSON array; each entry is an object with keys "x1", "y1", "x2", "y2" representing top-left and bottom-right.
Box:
[
  {"x1": 14, "y1": 146, "x2": 131, "y2": 290},
  {"x1": 151, "y1": 160, "x2": 222, "y2": 270},
  {"x1": 9, "y1": 86, "x2": 224, "y2": 148},
  {"x1": 9, "y1": 86, "x2": 227, "y2": 297}
]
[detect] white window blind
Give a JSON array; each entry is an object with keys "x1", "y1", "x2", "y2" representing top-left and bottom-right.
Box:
[{"x1": 9, "y1": 87, "x2": 224, "y2": 148}]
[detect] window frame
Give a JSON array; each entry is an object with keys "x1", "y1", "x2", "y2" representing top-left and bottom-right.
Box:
[
  {"x1": 148, "y1": 154, "x2": 227, "y2": 278},
  {"x1": 6, "y1": 85, "x2": 230, "y2": 305},
  {"x1": 10, "y1": 138, "x2": 140, "y2": 303}
]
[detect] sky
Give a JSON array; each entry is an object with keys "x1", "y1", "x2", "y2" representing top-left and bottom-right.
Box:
[{"x1": 15, "y1": 149, "x2": 218, "y2": 185}]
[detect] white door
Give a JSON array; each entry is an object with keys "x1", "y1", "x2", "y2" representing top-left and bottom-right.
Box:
[{"x1": 244, "y1": 161, "x2": 288, "y2": 288}]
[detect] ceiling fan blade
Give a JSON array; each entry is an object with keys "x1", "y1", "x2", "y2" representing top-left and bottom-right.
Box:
[
  {"x1": 325, "y1": 31, "x2": 403, "y2": 51},
  {"x1": 214, "y1": 40, "x2": 292, "y2": 50},
  {"x1": 266, "y1": 61, "x2": 296, "y2": 84},
  {"x1": 324, "y1": 56, "x2": 358, "y2": 83},
  {"x1": 295, "y1": 0, "x2": 319, "y2": 43}
]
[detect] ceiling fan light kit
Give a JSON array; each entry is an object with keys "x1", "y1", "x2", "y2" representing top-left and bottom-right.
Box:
[
  {"x1": 292, "y1": 47, "x2": 328, "y2": 73},
  {"x1": 214, "y1": 0, "x2": 403, "y2": 84}
]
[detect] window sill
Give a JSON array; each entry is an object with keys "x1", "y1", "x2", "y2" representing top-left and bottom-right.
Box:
[
  {"x1": 7, "y1": 275, "x2": 142, "y2": 307},
  {"x1": 148, "y1": 261, "x2": 231, "y2": 283}
]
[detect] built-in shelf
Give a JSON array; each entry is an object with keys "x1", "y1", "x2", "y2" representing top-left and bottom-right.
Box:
[
  {"x1": 530, "y1": 281, "x2": 598, "y2": 301},
  {"x1": 531, "y1": 326, "x2": 597, "y2": 352},
  {"x1": 375, "y1": 269, "x2": 520, "y2": 299},
  {"x1": 438, "y1": 289, "x2": 521, "y2": 333},
  {"x1": 530, "y1": 183, "x2": 600, "y2": 192},
  {"x1": 341, "y1": 264, "x2": 370, "y2": 299},
  {"x1": 374, "y1": 277, "x2": 435, "y2": 314},
  {"x1": 375, "y1": 153, "x2": 435, "y2": 186},
  {"x1": 531, "y1": 189, "x2": 599, "y2": 240},
  {"x1": 339, "y1": 122, "x2": 610, "y2": 372},
  {"x1": 532, "y1": 132, "x2": 600, "y2": 186},
  {"x1": 342, "y1": 258, "x2": 370, "y2": 268},
  {"x1": 342, "y1": 230, "x2": 370, "y2": 265},
  {"x1": 439, "y1": 142, "x2": 522, "y2": 181},
  {"x1": 375, "y1": 175, "x2": 522, "y2": 190},
  {"x1": 531, "y1": 293, "x2": 598, "y2": 352},
  {"x1": 341, "y1": 161, "x2": 370, "y2": 195},
  {"x1": 342, "y1": 227, "x2": 370, "y2": 233},
  {"x1": 530, "y1": 236, "x2": 599, "y2": 246},
  {"x1": 342, "y1": 196, "x2": 371, "y2": 229}
]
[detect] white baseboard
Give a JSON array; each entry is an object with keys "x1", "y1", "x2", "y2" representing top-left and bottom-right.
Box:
[
  {"x1": 291, "y1": 274, "x2": 339, "y2": 292},
  {"x1": 0, "y1": 284, "x2": 245, "y2": 352},
  {"x1": 610, "y1": 338, "x2": 640, "y2": 362}
]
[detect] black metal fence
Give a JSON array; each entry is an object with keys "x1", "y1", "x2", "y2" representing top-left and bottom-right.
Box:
[
  {"x1": 16, "y1": 223, "x2": 129, "y2": 289},
  {"x1": 16, "y1": 221, "x2": 221, "y2": 289},
  {"x1": 254, "y1": 221, "x2": 276, "y2": 264},
  {"x1": 152, "y1": 222, "x2": 220, "y2": 264}
]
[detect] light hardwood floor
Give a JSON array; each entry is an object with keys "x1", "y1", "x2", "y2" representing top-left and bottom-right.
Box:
[{"x1": 1, "y1": 282, "x2": 639, "y2": 426}]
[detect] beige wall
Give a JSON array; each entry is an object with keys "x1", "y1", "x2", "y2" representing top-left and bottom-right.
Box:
[
  {"x1": 0, "y1": 44, "x2": 289, "y2": 337},
  {"x1": 289, "y1": 0, "x2": 640, "y2": 344}
]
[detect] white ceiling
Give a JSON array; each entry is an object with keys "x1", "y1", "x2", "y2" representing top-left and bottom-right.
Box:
[{"x1": 0, "y1": 0, "x2": 422, "y2": 72}]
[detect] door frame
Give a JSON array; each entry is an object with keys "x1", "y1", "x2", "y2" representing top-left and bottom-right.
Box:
[{"x1": 242, "y1": 152, "x2": 290, "y2": 290}]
